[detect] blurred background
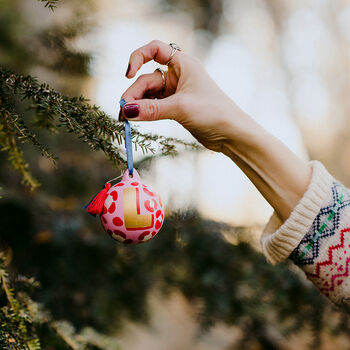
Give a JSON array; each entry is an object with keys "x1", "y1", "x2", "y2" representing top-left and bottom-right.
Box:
[{"x1": 1, "y1": 0, "x2": 350, "y2": 349}]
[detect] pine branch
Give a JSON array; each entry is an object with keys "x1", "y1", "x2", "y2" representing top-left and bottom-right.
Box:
[
  {"x1": 0, "y1": 67, "x2": 200, "y2": 190},
  {"x1": 51, "y1": 322, "x2": 81, "y2": 350},
  {"x1": 0, "y1": 131, "x2": 40, "y2": 190},
  {"x1": 0, "y1": 251, "x2": 122, "y2": 350},
  {"x1": 37, "y1": 0, "x2": 59, "y2": 11},
  {"x1": 0, "y1": 257, "x2": 15, "y2": 310},
  {"x1": 1, "y1": 107, "x2": 56, "y2": 164},
  {"x1": 77, "y1": 328, "x2": 122, "y2": 350},
  {"x1": 0, "y1": 253, "x2": 40, "y2": 350}
]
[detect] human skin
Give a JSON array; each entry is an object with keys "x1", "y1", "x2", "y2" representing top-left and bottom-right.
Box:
[{"x1": 119, "y1": 40, "x2": 312, "y2": 223}]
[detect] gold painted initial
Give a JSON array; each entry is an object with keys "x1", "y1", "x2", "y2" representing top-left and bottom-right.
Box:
[{"x1": 123, "y1": 187, "x2": 153, "y2": 229}]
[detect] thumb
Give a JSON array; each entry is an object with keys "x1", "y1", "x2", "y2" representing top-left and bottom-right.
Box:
[{"x1": 120, "y1": 96, "x2": 179, "y2": 122}]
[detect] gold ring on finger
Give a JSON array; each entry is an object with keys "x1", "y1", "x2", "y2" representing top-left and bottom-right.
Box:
[{"x1": 154, "y1": 68, "x2": 166, "y2": 96}]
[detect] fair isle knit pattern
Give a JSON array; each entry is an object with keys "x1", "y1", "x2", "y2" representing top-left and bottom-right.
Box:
[
  {"x1": 289, "y1": 181, "x2": 350, "y2": 265},
  {"x1": 260, "y1": 161, "x2": 350, "y2": 307}
]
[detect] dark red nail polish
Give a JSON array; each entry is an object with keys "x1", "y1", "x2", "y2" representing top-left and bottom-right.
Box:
[
  {"x1": 124, "y1": 104, "x2": 139, "y2": 118},
  {"x1": 125, "y1": 64, "x2": 130, "y2": 76}
]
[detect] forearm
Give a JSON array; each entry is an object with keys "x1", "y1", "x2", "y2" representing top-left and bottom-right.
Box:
[
  {"x1": 221, "y1": 110, "x2": 312, "y2": 222},
  {"x1": 221, "y1": 108, "x2": 350, "y2": 309}
]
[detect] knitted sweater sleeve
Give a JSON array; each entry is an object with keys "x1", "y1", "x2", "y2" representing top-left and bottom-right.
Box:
[{"x1": 260, "y1": 160, "x2": 350, "y2": 308}]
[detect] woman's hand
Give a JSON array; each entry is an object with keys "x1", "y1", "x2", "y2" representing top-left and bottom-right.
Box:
[
  {"x1": 119, "y1": 40, "x2": 248, "y2": 152},
  {"x1": 120, "y1": 40, "x2": 312, "y2": 223}
]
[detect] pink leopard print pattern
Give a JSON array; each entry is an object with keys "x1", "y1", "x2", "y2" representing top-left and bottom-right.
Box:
[{"x1": 100, "y1": 170, "x2": 164, "y2": 245}]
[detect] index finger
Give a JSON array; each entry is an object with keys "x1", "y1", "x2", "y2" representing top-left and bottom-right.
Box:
[{"x1": 126, "y1": 40, "x2": 181, "y2": 78}]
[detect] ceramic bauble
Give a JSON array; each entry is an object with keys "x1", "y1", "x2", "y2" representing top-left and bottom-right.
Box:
[{"x1": 99, "y1": 169, "x2": 164, "y2": 244}]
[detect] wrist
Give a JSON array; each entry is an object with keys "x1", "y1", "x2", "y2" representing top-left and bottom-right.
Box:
[{"x1": 220, "y1": 104, "x2": 312, "y2": 222}]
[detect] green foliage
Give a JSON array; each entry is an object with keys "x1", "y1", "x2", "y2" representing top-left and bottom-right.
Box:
[
  {"x1": 0, "y1": 252, "x2": 41, "y2": 349},
  {"x1": 2, "y1": 206, "x2": 349, "y2": 349},
  {"x1": 0, "y1": 68, "x2": 199, "y2": 190},
  {"x1": 0, "y1": 252, "x2": 122, "y2": 350},
  {"x1": 0, "y1": 0, "x2": 199, "y2": 191}
]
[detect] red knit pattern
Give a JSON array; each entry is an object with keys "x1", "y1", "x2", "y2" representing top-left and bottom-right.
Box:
[{"x1": 307, "y1": 227, "x2": 350, "y2": 294}]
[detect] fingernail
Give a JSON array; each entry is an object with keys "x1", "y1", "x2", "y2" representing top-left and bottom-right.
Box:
[
  {"x1": 125, "y1": 64, "x2": 130, "y2": 77},
  {"x1": 124, "y1": 104, "x2": 139, "y2": 118}
]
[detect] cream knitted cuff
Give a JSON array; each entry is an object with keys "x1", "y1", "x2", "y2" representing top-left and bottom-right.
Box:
[{"x1": 260, "y1": 160, "x2": 334, "y2": 265}]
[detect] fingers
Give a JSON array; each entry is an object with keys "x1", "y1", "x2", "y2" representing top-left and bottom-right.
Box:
[
  {"x1": 121, "y1": 71, "x2": 168, "y2": 102},
  {"x1": 126, "y1": 40, "x2": 181, "y2": 78},
  {"x1": 120, "y1": 41, "x2": 183, "y2": 122},
  {"x1": 119, "y1": 95, "x2": 179, "y2": 122}
]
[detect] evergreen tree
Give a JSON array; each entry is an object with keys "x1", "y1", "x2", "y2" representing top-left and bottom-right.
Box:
[{"x1": 0, "y1": 1, "x2": 349, "y2": 349}]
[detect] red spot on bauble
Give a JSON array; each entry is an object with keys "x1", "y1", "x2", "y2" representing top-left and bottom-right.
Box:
[
  {"x1": 155, "y1": 220, "x2": 162, "y2": 230},
  {"x1": 131, "y1": 182, "x2": 139, "y2": 186},
  {"x1": 115, "y1": 183, "x2": 124, "y2": 187},
  {"x1": 113, "y1": 217, "x2": 123, "y2": 226},
  {"x1": 101, "y1": 216, "x2": 107, "y2": 224},
  {"x1": 144, "y1": 200, "x2": 154, "y2": 212},
  {"x1": 152, "y1": 199, "x2": 158, "y2": 209},
  {"x1": 110, "y1": 191, "x2": 118, "y2": 201},
  {"x1": 156, "y1": 210, "x2": 161, "y2": 218},
  {"x1": 102, "y1": 206, "x2": 107, "y2": 214},
  {"x1": 108, "y1": 202, "x2": 116, "y2": 214},
  {"x1": 138, "y1": 231, "x2": 151, "y2": 240},
  {"x1": 107, "y1": 229, "x2": 113, "y2": 236},
  {"x1": 113, "y1": 230, "x2": 126, "y2": 239},
  {"x1": 143, "y1": 188, "x2": 155, "y2": 197}
]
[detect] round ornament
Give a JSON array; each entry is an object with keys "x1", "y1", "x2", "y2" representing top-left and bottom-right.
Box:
[
  {"x1": 85, "y1": 98, "x2": 164, "y2": 244},
  {"x1": 99, "y1": 169, "x2": 164, "y2": 244}
]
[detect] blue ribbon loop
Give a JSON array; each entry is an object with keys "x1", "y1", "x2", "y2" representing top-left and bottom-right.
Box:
[{"x1": 120, "y1": 99, "x2": 133, "y2": 176}]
